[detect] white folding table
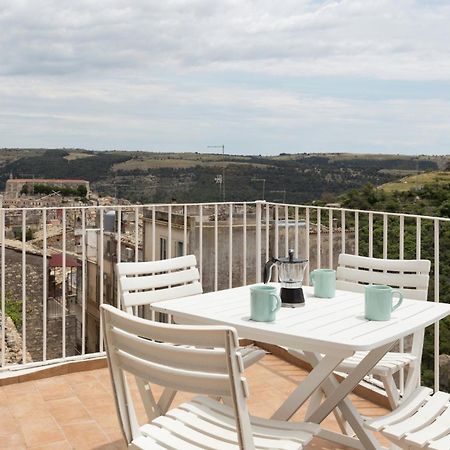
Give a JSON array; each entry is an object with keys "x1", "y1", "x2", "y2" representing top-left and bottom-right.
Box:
[{"x1": 153, "y1": 285, "x2": 450, "y2": 450}]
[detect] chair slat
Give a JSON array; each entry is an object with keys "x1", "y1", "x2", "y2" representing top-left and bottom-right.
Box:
[
  {"x1": 131, "y1": 434, "x2": 170, "y2": 449},
  {"x1": 117, "y1": 255, "x2": 197, "y2": 276},
  {"x1": 110, "y1": 327, "x2": 229, "y2": 373},
  {"x1": 178, "y1": 401, "x2": 317, "y2": 442},
  {"x1": 123, "y1": 282, "x2": 202, "y2": 307},
  {"x1": 116, "y1": 349, "x2": 233, "y2": 397},
  {"x1": 429, "y1": 433, "x2": 450, "y2": 450},
  {"x1": 338, "y1": 351, "x2": 416, "y2": 376},
  {"x1": 404, "y1": 403, "x2": 450, "y2": 447},
  {"x1": 153, "y1": 415, "x2": 239, "y2": 449},
  {"x1": 336, "y1": 267, "x2": 429, "y2": 291},
  {"x1": 120, "y1": 267, "x2": 200, "y2": 292},
  {"x1": 140, "y1": 423, "x2": 205, "y2": 449},
  {"x1": 335, "y1": 280, "x2": 427, "y2": 300},
  {"x1": 192, "y1": 396, "x2": 319, "y2": 435},
  {"x1": 366, "y1": 387, "x2": 433, "y2": 431},
  {"x1": 382, "y1": 392, "x2": 450, "y2": 439},
  {"x1": 338, "y1": 254, "x2": 431, "y2": 274},
  {"x1": 106, "y1": 304, "x2": 237, "y2": 348}
]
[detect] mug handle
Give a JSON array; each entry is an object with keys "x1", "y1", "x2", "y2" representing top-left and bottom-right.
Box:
[
  {"x1": 391, "y1": 291, "x2": 404, "y2": 311},
  {"x1": 310, "y1": 271, "x2": 316, "y2": 286},
  {"x1": 271, "y1": 293, "x2": 282, "y2": 312}
]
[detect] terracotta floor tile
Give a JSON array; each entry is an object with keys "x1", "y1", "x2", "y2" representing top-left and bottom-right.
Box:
[
  {"x1": 29, "y1": 440, "x2": 72, "y2": 450},
  {"x1": 0, "y1": 387, "x2": 7, "y2": 403},
  {"x1": 88, "y1": 443, "x2": 124, "y2": 450},
  {"x1": 60, "y1": 419, "x2": 110, "y2": 449},
  {"x1": 71, "y1": 380, "x2": 112, "y2": 407},
  {"x1": 84, "y1": 404, "x2": 120, "y2": 431},
  {"x1": 0, "y1": 406, "x2": 19, "y2": 436},
  {"x1": 0, "y1": 432, "x2": 26, "y2": 449},
  {"x1": 99, "y1": 426, "x2": 124, "y2": 445},
  {"x1": 2, "y1": 380, "x2": 37, "y2": 398},
  {"x1": 62, "y1": 371, "x2": 97, "y2": 385},
  {"x1": 35, "y1": 377, "x2": 74, "y2": 401},
  {"x1": 18, "y1": 416, "x2": 65, "y2": 448},
  {"x1": 0, "y1": 354, "x2": 393, "y2": 449},
  {"x1": 47, "y1": 396, "x2": 90, "y2": 425},
  {"x1": 8, "y1": 392, "x2": 51, "y2": 420}
]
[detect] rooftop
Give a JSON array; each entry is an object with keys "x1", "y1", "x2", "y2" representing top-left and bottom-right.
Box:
[
  {"x1": 6, "y1": 179, "x2": 88, "y2": 184},
  {"x1": 0, "y1": 354, "x2": 391, "y2": 449}
]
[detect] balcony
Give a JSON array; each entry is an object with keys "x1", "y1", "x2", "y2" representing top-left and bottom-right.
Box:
[
  {"x1": 0, "y1": 200, "x2": 448, "y2": 448},
  {"x1": 0, "y1": 353, "x2": 394, "y2": 449}
]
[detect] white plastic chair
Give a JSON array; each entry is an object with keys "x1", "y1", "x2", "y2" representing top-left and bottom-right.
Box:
[
  {"x1": 365, "y1": 386, "x2": 450, "y2": 449},
  {"x1": 290, "y1": 254, "x2": 431, "y2": 410},
  {"x1": 101, "y1": 304, "x2": 320, "y2": 449},
  {"x1": 116, "y1": 255, "x2": 265, "y2": 408}
]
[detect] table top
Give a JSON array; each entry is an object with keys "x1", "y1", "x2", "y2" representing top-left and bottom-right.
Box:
[{"x1": 153, "y1": 284, "x2": 450, "y2": 356}]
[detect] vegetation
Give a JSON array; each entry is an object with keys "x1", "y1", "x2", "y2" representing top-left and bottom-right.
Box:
[
  {"x1": 13, "y1": 227, "x2": 34, "y2": 241},
  {"x1": 380, "y1": 171, "x2": 450, "y2": 193},
  {"x1": 5, "y1": 297, "x2": 22, "y2": 329},
  {"x1": 21, "y1": 183, "x2": 88, "y2": 198},
  {"x1": 338, "y1": 182, "x2": 450, "y2": 388},
  {"x1": 0, "y1": 148, "x2": 443, "y2": 204}
]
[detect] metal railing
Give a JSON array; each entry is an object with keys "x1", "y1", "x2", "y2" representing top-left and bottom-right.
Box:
[{"x1": 0, "y1": 200, "x2": 448, "y2": 392}]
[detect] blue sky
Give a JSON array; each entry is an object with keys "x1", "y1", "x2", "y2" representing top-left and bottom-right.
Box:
[{"x1": 0, "y1": 0, "x2": 449, "y2": 155}]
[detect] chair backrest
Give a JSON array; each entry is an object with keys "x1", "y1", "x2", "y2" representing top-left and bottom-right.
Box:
[
  {"x1": 116, "y1": 255, "x2": 202, "y2": 314},
  {"x1": 336, "y1": 254, "x2": 431, "y2": 360},
  {"x1": 336, "y1": 254, "x2": 431, "y2": 301},
  {"x1": 101, "y1": 304, "x2": 254, "y2": 449}
]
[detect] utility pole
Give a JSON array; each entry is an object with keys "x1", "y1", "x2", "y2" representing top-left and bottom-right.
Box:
[
  {"x1": 251, "y1": 178, "x2": 266, "y2": 200},
  {"x1": 208, "y1": 145, "x2": 225, "y2": 202}
]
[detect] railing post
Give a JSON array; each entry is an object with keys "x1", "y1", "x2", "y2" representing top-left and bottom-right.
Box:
[
  {"x1": 434, "y1": 219, "x2": 440, "y2": 392},
  {"x1": 255, "y1": 201, "x2": 265, "y2": 283},
  {"x1": 1, "y1": 207, "x2": 5, "y2": 367}
]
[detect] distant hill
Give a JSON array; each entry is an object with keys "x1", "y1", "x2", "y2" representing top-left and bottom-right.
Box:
[
  {"x1": 379, "y1": 171, "x2": 450, "y2": 193},
  {"x1": 0, "y1": 148, "x2": 445, "y2": 204}
]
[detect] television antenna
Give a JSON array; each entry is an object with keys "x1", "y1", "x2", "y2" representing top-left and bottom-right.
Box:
[
  {"x1": 271, "y1": 189, "x2": 287, "y2": 203},
  {"x1": 208, "y1": 145, "x2": 225, "y2": 201},
  {"x1": 251, "y1": 178, "x2": 266, "y2": 200}
]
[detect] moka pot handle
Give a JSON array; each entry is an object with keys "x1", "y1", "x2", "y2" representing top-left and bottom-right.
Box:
[{"x1": 263, "y1": 258, "x2": 277, "y2": 284}]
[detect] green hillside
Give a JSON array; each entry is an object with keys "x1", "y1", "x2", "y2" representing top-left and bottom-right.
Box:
[
  {"x1": 0, "y1": 148, "x2": 443, "y2": 204},
  {"x1": 380, "y1": 171, "x2": 450, "y2": 193}
]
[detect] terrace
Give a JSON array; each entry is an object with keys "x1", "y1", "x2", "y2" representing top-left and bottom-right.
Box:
[{"x1": 0, "y1": 200, "x2": 449, "y2": 449}]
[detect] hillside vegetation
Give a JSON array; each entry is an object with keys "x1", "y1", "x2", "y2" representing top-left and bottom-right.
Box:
[
  {"x1": 337, "y1": 181, "x2": 450, "y2": 387},
  {"x1": 380, "y1": 171, "x2": 450, "y2": 193},
  {"x1": 0, "y1": 148, "x2": 443, "y2": 204}
]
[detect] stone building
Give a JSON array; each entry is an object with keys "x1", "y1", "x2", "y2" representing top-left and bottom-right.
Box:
[
  {"x1": 5, "y1": 178, "x2": 90, "y2": 200},
  {"x1": 142, "y1": 206, "x2": 355, "y2": 293}
]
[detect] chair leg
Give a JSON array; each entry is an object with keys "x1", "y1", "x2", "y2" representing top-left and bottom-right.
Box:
[
  {"x1": 403, "y1": 361, "x2": 421, "y2": 400},
  {"x1": 381, "y1": 374, "x2": 400, "y2": 410}
]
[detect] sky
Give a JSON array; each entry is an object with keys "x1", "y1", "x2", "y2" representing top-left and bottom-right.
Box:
[{"x1": 0, "y1": 0, "x2": 449, "y2": 155}]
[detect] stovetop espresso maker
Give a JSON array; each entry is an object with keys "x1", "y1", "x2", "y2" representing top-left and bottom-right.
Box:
[{"x1": 263, "y1": 249, "x2": 308, "y2": 307}]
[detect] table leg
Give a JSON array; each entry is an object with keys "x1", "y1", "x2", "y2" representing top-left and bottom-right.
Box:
[
  {"x1": 306, "y1": 342, "x2": 394, "y2": 450},
  {"x1": 271, "y1": 353, "x2": 347, "y2": 420}
]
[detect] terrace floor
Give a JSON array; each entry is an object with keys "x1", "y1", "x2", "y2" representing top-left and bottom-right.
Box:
[{"x1": 0, "y1": 354, "x2": 391, "y2": 449}]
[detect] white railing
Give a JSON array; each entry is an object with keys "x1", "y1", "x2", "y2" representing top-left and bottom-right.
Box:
[{"x1": 0, "y1": 200, "x2": 448, "y2": 393}]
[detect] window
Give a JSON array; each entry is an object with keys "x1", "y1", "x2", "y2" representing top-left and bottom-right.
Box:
[
  {"x1": 160, "y1": 237, "x2": 167, "y2": 260},
  {"x1": 176, "y1": 241, "x2": 184, "y2": 257}
]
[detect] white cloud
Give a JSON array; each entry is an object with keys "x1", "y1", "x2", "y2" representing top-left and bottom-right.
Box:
[
  {"x1": 1, "y1": 0, "x2": 450, "y2": 79},
  {"x1": 0, "y1": 0, "x2": 449, "y2": 153}
]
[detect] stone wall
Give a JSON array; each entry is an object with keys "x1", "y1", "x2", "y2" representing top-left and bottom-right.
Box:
[
  {"x1": 1, "y1": 248, "x2": 78, "y2": 363},
  {"x1": 0, "y1": 314, "x2": 32, "y2": 364}
]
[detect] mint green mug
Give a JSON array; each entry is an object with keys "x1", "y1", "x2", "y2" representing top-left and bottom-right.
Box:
[
  {"x1": 310, "y1": 269, "x2": 336, "y2": 298},
  {"x1": 365, "y1": 284, "x2": 404, "y2": 321},
  {"x1": 250, "y1": 285, "x2": 282, "y2": 322}
]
